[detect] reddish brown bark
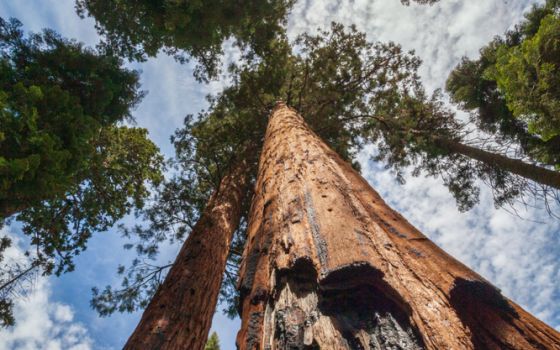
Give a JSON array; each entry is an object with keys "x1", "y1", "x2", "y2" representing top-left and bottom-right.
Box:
[
  {"x1": 236, "y1": 103, "x2": 560, "y2": 349},
  {"x1": 125, "y1": 160, "x2": 249, "y2": 350}
]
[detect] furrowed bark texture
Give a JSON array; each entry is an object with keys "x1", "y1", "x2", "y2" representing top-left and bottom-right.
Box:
[
  {"x1": 125, "y1": 160, "x2": 249, "y2": 350},
  {"x1": 236, "y1": 103, "x2": 560, "y2": 350}
]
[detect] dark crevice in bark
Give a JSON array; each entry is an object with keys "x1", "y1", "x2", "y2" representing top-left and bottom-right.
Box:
[
  {"x1": 323, "y1": 285, "x2": 424, "y2": 350},
  {"x1": 303, "y1": 190, "x2": 329, "y2": 272},
  {"x1": 264, "y1": 261, "x2": 425, "y2": 350},
  {"x1": 275, "y1": 258, "x2": 318, "y2": 290},
  {"x1": 239, "y1": 246, "x2": 263, "y2": 306},
  {"x1": 247, "y1": 311, "x2": 265, "y2": 350},
  {"x1": 267, "y1": 260, "x2": 319, "y2": 350},
  {"x1": 450, "y1": 278, "x2": 518, "y2": 317},
  {"x1": 319, "y1": 264, "x2": 425, "y2": 350},
  {"x1": 238, "y1": 222, "x2": 275, "y2": 317},
  {"x1": 449, "y1": 278, "x2": 530, "y2": 350}
]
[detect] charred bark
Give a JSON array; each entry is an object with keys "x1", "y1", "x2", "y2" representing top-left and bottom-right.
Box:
[
  {"x1": 236, "y1": 103, "x2": 560, "y2": 350},
  {"x1": 124, "y1": 160, "x2": 249, "y2": 350}
]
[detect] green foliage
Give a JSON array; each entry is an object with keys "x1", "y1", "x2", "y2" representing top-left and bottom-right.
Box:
[
  {"x1": 0, "y1": 299, "x2": 13, "y2": 328},
  {"x1": 366, "y1": 89, "x2": 527, "y2": 212},
  {"x1": 17, "y1": 126, "x2": 163, "y2": 276},
  {"x1": 205, "y1": 332, "x2": 221, "y2": 350},
  {"x1": 0, "y1": 18, "x2": 163, "y2": 326},
  {"x1": 0, "y1": 236, "x2": 14, "y2": 327},
  {"x1": 446, "y1": 0, "x2": 560, "y2": 167},
  {"x1": 75, "y1": 0, "x2": 295, "y2": 80},
  {"x1": 0, "y1": 17, "x2": 144, "y2": 218},
  {"x1": 3, "y1": 125, "x2": 163, "y2": 326},
  {"x1": 492, "y1": 13, "x2": 560, "y2": 141}
]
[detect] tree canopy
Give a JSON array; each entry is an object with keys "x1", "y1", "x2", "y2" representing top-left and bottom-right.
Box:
[
  {"x1": 0, "y1": 18, "x2": 163, "y2": 327},
  {"x1": 446, "y1": 0, "x2": 560, "y2": 168},
  {"x1": 0, "y1": 17, "x2": 145, "y2": 218},
  {"x1": 205, "y1": 332, "x2": 221, "y2": 350},
  {"x1": 75, "y1": 0, "x2": 295, "y2": 80},
  {"x1": 74, "y1": 0, "x2": 436, "y2": 81}
]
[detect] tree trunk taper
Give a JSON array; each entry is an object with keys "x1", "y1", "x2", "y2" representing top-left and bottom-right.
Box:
[
  {"x1": 236, "y1": 102, "x2": 560, "y2": 349},
  {"x1": 125, "y1": 160, "x2": 249, "y2": 350}
]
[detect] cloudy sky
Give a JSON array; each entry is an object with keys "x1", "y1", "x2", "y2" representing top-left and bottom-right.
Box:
[{"x1": 1, "y1": 0, "x2": 559, "y2": 349}]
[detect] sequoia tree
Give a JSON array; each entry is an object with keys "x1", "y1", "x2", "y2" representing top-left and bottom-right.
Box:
[
  {"x1": 236, "y1": 102, "x2": 560, "y2": 349},
  {"x1": 91, "y1": 26, "x2": 422, "y2": 346},
  {"x1": 94, "y1": 23, "x2": 560, "y2": 348},
  {"x1": 123, "y1": 158, "x2": 249, "y2": 349}
]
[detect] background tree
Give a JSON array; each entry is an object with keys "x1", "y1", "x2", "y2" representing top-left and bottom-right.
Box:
[
  {"x1": 361, "y1": 81, "x2": 560, "y2": 214},
  {"x1": 75, "y1": 0, "x2": 296, "y2": 80},
  {"x1": 205, "y1": 332, "x2": 221, "y2": 350},
  {"x1": 0, "y1": 17, "x2": 145, "y2": 219},
  {"x1": 0, "y1": 18, "x2": 163, "y2": 327},
  {"x1": 447, "y1": 0, "x2": 560, "y2": 167}
]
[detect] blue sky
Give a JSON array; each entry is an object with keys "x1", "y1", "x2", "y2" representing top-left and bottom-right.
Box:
[{"x1": 0, "y1": 0, "x2": 559, "y2": 349}]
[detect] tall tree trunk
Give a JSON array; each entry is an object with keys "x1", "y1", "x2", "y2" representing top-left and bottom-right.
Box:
[
  {"x1": 125, "y1": 159, "x2": 249, "y2": 350},
  {"x1": 435, "y1": 137, "x2": 560, "y2": 189},
  {"x1": 236, "y1": 103, "x2": 560, "y2": 349}
]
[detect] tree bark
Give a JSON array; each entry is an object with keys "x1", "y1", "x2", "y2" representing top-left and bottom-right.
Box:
[
  {"x1": 125, "y1": 159, "x2": 249, "y2": 350},
  {"x1": 236, "y1": 103, "x2": 560, "y2": 349},
  {"x1": 435, "y1": 137, "x2": 560, "y2": 189}
]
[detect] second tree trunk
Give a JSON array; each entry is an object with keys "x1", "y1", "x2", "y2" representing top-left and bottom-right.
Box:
[{"x1": 125, "y1": 160, "x2": 249, "y2": 350}]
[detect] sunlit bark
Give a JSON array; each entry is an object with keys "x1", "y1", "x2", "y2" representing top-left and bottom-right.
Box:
[
  {"x1": 236, "y1": 103, "x2": 560, "y2": 349},
  {"x1": 125, "y1": 160, "x2": 249, "y2": 350}
]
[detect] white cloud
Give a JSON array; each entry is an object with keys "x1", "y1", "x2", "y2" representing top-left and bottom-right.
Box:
[
  {"x1": 0, "y1": 229, "x2": 94, "y2": 350},
  {"x1": 53, "y1": 305, "x2": 74, "y2": 323},
  {"x1": 288, "y1": 0, "x2": 543, "y2": 91}
]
